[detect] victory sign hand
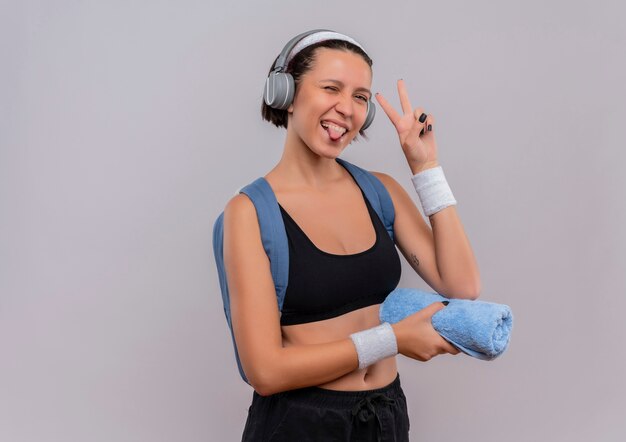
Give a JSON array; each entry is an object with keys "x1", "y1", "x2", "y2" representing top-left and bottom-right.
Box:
[{"x1": 375, "y1": 79, "x2": 439, "y2": 174}]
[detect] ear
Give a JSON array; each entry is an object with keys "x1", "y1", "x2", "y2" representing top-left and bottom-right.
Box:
[{"x1": 287, "y1": 103, "x2": 294, "y2": 113}]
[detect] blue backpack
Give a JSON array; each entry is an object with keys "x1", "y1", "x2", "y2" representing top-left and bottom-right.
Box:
[{"x1": 212, "y1": 157, "x2": 397, "y2": 384}]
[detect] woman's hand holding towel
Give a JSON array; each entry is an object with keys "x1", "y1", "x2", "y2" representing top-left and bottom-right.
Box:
[
  {"x1": 390, "y1": 301, "x2": 460, "y2": 361},
  {"x1": 381, "y1": 288, "x2": 513, "y2": 361}
]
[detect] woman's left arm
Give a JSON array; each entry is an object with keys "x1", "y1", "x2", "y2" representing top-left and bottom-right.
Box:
[
  {"x1": 374, "y1": 79, "x2": 480, "y2": 299},
  {"x1": 371, "y1": 170, "x2": 481, "y2": 300}
]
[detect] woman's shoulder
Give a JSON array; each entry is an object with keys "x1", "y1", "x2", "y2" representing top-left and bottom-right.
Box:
[
  {"x1": 222, "y1": 192, "x2": 263, "y2": 245},
  {"x1": 368, "y1": 169, "x2": 392, "y2": 182},
  {"x1": 367, "y1": 169, "x2": 411, "y2": 209},
  {"x1": 368, "y1": 169, "x2": 401, "y2": 192},
  {"x1": 222, "y1": 193, "x2": 267, "y2": 263},
  {"x1": 224, "y1": 192, "x2": 257, "y2": 225}
]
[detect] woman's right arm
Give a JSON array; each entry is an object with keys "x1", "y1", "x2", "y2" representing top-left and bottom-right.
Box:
[{"x1": 223, "y1": 194, "x2": 359, "y2": 396}]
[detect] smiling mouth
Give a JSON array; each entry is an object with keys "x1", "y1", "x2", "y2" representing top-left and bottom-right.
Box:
[{"x1": 320, "y1": 121, "x2": 348, "y2": 140}]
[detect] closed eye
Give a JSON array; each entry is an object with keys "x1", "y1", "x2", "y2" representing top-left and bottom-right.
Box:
[{"x1": 322, "y1": 85, "x2": 368, "y2": 103}]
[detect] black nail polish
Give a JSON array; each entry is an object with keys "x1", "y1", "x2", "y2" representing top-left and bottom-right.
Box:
[
  {"x1": 419, "y1": 113, "x2": 427, "y2": 123},
  {"x1": 442, "y1": 301, "x2": 449, "y2": 306},
  {"x1": 428, "y1": 124, "x2": 432, "y2": 131},
  {"x1": 420, "y1": 128, "x2": 424, "y2": 136}
]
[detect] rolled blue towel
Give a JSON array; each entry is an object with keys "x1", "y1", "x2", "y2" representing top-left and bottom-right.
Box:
[{"x1": 379, "y1": 288, "x2": 513, "y2": 360}]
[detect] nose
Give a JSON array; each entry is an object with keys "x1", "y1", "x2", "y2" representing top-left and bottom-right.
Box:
[{"x1": 334, "y1": 92, "x2": 354, "y2": 118}]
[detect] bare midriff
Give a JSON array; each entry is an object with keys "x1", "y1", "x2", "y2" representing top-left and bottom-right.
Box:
[{"x1": 281, "y1": 303, "x2": 398, "y2": 391}]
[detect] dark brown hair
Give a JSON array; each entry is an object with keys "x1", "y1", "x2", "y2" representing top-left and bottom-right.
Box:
[{"x1": 261, "y1": 39, "x2": 373, "y2": 138}]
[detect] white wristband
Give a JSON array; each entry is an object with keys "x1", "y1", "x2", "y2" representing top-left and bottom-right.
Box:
[
  {"x1": 349, "y1": 322, "x2": 398, "y2": 370},
  {"x1": 411, "y1": 166, "x2": 457, "y2": 216}
]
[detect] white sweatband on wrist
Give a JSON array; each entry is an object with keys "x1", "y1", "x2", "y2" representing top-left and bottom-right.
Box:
[
  {"x1": 349, "y1": 322, "x2": 398, "y2": 370},
  {"x1": 411, "y1": 166, "x2": 457, "y2": 216}
]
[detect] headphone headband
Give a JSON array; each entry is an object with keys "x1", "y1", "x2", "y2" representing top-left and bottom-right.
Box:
[{"x1": 274, "y1": 29, "x2": 368, "y2": 73}]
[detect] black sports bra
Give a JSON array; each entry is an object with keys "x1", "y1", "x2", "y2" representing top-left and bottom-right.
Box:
[{"x1": 278, "y1": 180, "x2": 402, "y2": 326}]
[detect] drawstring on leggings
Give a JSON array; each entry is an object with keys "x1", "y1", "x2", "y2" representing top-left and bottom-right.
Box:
[{"x1": 350, "y1": 392, "x2": 397, "y2": 441}]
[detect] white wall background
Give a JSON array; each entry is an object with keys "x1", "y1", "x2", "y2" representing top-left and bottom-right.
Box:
[{"x1": 1, "y1": 0, "x2": 624, "y2": 441}]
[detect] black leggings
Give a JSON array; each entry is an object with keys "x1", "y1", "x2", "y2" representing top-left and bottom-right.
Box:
[{"x1": 241, "y1": 373, "x2": 410, "y2": 441}]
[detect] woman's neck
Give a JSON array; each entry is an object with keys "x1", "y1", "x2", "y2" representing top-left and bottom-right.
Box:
[{"x1": 267, "y1": 132, "x2": 346, "y2": 191}]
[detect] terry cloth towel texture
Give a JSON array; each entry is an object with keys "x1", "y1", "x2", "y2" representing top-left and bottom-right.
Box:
[{"x1": 379, "y1": 288, "x2": 513, "y2": 360}]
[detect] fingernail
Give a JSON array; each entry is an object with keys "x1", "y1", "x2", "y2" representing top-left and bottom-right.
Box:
[
  {"x1": 442, "y1": 301, "x2": 449, "y2": 306},
  {"x1": 419, "y1": 128, "x2": 424, "y2": 136},
  {"x1": 428, "y1": 124, "x2": 432, "y2": 131},
  {"x1": 419, "y1": 113, "x2": 427, "y2": 123}
]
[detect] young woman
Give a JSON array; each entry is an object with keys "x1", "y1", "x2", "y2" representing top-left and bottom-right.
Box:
[{"x1": 221, "y1": 30, "x2": 480, "y2": 441}]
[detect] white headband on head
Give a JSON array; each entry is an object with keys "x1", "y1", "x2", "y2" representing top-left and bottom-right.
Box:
[{"x1": 285, "y1": 31, "x2": 366, "y2": 66}]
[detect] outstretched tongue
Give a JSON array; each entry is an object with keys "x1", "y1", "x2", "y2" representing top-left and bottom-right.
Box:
[
  {"x1": 324, "y1": 124, "x2": 345, "y2": 141},
  {"x1": 328, "y1": 128, "x2": 343, "y2": 141}
]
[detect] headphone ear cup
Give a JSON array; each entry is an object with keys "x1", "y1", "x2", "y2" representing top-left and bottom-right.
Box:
[
  {"x1": 361, "y1": 99, "x2": 376, "y2": 131},
  {"x1": 264, "y1": 72, "x2": 295, "y2": 110}
]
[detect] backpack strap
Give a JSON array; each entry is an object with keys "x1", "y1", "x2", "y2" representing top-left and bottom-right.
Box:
[
  {"x1": 335, "y1": 158, "x2": 396, "y2": 243},
  {"x1": 212, "y1": 158, "x2": 396, "y2": 385}
]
